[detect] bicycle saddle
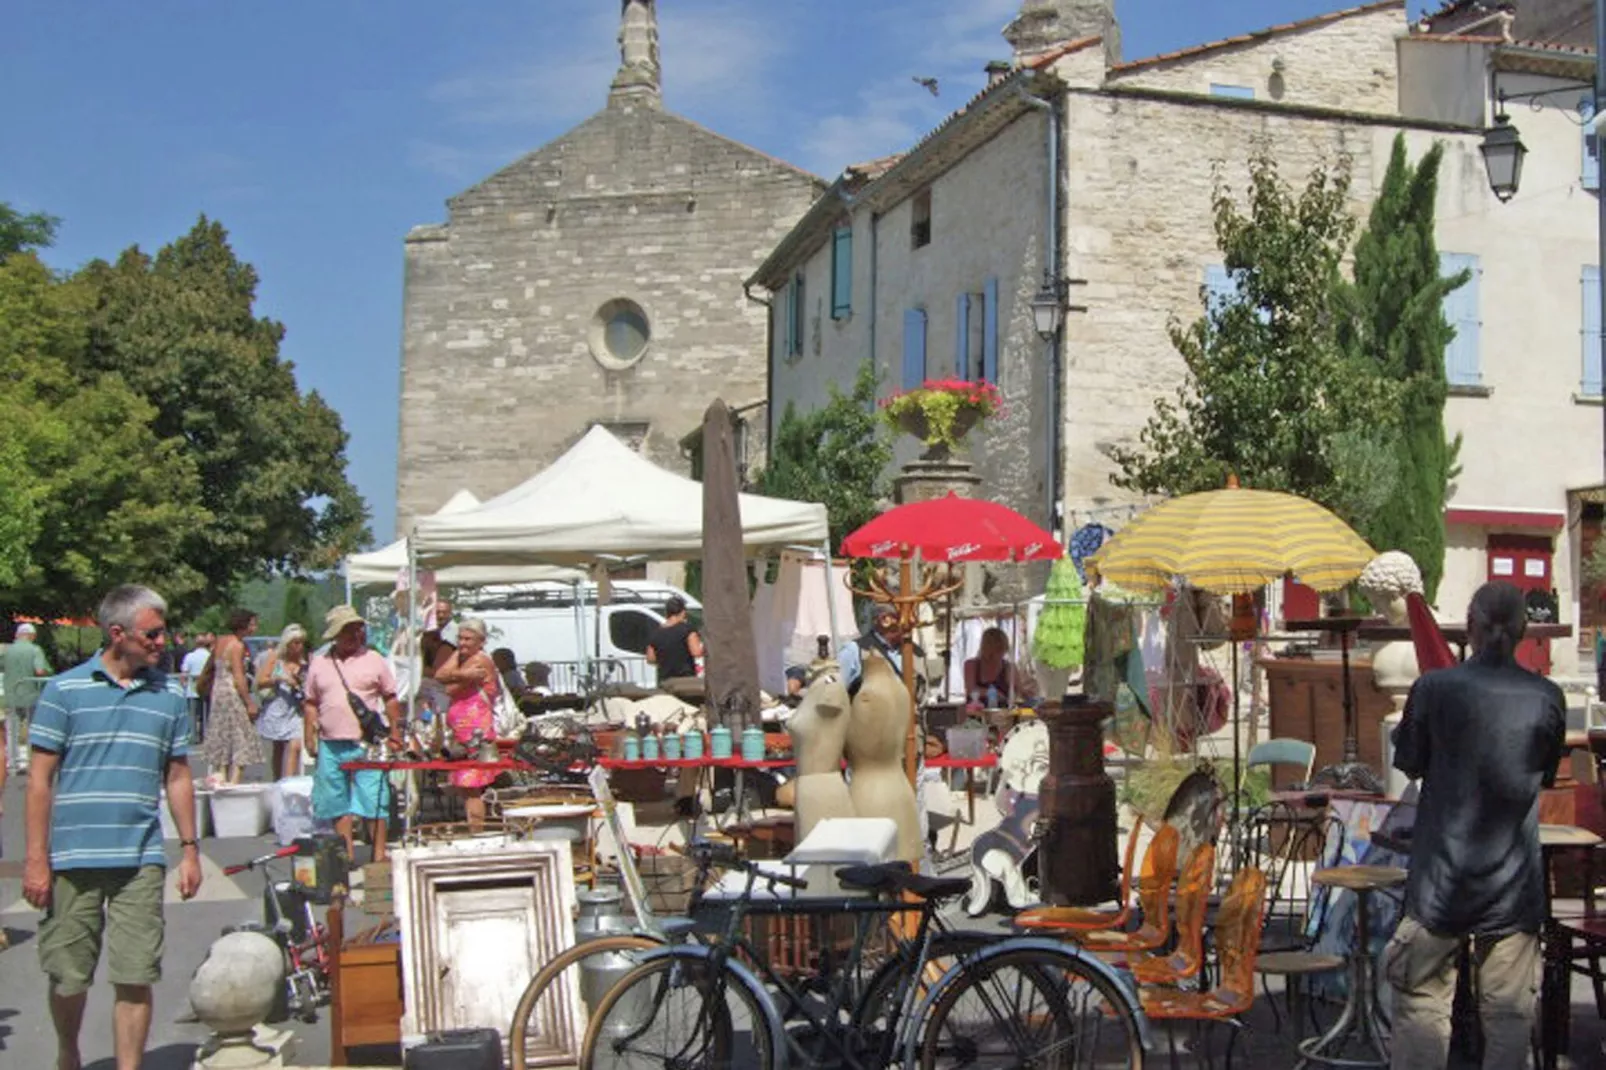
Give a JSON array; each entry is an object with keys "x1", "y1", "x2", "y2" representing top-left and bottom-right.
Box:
[{"x1": 835, "y1": 862, "x2": 971, "y2": 902}]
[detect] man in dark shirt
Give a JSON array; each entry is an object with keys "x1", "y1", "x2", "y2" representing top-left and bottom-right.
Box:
[
  {"x1": 646, "y1": 596, "x2": 703, "y2": 688},
  {"x1": 1384, "y1": 581, "x2": 1566, "y2": 1070}
]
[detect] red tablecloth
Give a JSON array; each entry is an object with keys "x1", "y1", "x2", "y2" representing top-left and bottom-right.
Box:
[{"x1": 339, "y1": 759, "x2": 525, "y2": 773}]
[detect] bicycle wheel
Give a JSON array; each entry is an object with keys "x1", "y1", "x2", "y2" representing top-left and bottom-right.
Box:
[
  {"x1": 918, "y1": 947, "x2": 1143, "y2": 1069},
  {"x1": 508, "y1": 934, "x2": 664, "y2": 1068},
  {"x1": 582, "y1": 954, "x2": 774, "y2": 1070},
  {"x1": 855, "y1": 929, "x2": 996, "y2": 1039}
]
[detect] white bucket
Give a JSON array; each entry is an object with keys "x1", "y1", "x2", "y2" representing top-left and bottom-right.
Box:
[
  {"x1": 158, "y1": 790, "x2": 213, "y2": 840},
  {"x1": 210, "y1": 784, "x2": 271, "y2": 838},
  {"x1": 270, "y1": 777, "x2": 317, "y2": 846}
]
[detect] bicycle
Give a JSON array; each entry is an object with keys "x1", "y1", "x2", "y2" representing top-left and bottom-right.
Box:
[
  {"x1": 222, "y1": 844, "x2": 333, "y2": 1023},
  {"x1": 580, "y1": 841, "x2": 1152, "y2": 1070}
]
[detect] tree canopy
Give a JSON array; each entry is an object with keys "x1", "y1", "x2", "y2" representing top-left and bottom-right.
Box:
[{"x1": 0, "y1": 205, "x2": 369, "y2": 619}]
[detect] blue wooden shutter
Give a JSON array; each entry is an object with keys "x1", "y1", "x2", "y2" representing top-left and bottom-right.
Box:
[
  {"x1": 782, "y1": 278, "x2": 796, "y2": 356},
  {"x1": 1440, "y1": 252, "x2": 1480, "y2": 386},
  {"x1": 791, "y1": 273, "x2": 807, "y2": 355},
  {"x1": 1584, "y1": 99, "x2": 1600, "y2": 192},
  {"x1": 831, "y1": 227, "x2": 852, "y2": 318},
  {"x1": 954, "y1": 292, "x2": 970, "y2": 379},
  {"x1": 983, "y1": 276, "x2": 999, "y2": 382},
  {"x1": 1585, "y1": 266, "x2": 1602, "y2": 395},
  {"x1": 902, "y1": 308, "x2": 927, "y2": 390}
]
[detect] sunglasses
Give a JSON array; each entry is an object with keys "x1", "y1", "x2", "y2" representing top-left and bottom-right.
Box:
[{"x1": 118, "y1": 625, "x2": 166, "y2": 641}]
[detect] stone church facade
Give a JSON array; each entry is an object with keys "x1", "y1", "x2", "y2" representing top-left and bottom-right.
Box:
[{"x1": 395, "y1": 0, "x2": 823, "y2": 531}]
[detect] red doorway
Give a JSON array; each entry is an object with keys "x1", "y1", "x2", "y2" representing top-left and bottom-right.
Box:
[{"x1": 1487, "y1": 533, "x2": 1555, "y2": 674}]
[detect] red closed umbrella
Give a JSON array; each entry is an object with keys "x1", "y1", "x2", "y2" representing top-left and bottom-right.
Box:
[{"x1": 840, "y1": 492, "x2": 1063, "y2": 562}]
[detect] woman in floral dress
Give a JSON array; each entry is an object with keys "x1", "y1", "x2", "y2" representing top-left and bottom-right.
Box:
[
  {"x1": 434, "y1": 617, "x2": 500, "y2": 830},
  {"x1": 205, "y1": 608, "x2": 265, "y2": 782},
  {"x1": 255, "y1": 623, "x2": 308, "y2": 780}
]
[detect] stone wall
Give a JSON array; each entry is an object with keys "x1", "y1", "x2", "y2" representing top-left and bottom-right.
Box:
[
  {"x1": 1107, "y1": 3, "x2": 1405, "y2": 116},
  {"x1": 397, "y1": 100, "x2": 821, "y2": 530}
]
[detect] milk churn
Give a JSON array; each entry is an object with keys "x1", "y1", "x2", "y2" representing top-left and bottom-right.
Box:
[{"x1": 575, "y1": 886, "x2": 638, "y2": 1014}]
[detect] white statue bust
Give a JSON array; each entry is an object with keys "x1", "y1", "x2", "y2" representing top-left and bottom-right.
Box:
[{"x1": 1357, "y1": 551, "x2": 1425, "y2": 700}]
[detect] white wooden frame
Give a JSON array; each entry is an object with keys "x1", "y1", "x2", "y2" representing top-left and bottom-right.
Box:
[{"x1": 394, "y1": 836, "x2": 579, "y2": 1066}]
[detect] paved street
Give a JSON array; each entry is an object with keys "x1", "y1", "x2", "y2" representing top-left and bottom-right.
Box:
[{"x1": 0, "y1": 764, "x2": 385, "y2": 1070}]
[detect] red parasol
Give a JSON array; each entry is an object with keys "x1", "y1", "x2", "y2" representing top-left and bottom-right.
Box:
[
  {"x1": 1405, "y1": 592, "x2": 1456, "y2": 671},
  {"x1": 841, "y1": 492, "x2": 1064, "y2": 563}
]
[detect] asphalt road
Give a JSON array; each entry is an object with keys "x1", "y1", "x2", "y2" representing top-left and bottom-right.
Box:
[{"x1": 0, "y1": 763, "x2": 393, "y2": 1070}]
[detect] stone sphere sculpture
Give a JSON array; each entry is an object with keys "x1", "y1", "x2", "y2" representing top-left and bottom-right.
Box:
[{"x1": 190, "y1": 930, "x2": 285, "y2": 1037}]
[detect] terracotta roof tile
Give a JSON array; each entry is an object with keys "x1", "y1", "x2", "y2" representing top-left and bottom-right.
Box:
[
  {"x1": 1020, "y1": 35, "x2": 1104, "y2": 69},
  {"x1": 845, "y1": 153, "x2": 905, "y2": 181},
  {"x1": 1110, "y1": 0, "x2": 1405, "y2": 75}
]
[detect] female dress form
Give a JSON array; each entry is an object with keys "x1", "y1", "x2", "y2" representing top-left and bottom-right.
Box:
[
  {"x1": 786, "y1": 671, "x2": 855, "y2": 844},
  {"x1": 844, "y1": 654, "x2": 922, "y2": 864}
]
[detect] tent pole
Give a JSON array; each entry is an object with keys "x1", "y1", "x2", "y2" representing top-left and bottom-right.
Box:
[
  {"x1": 405, "y1": 539, "x2": 419, "y2": 840},
  {"x1": 820, "y1": 539, "x2": 840, "y2": 649},
  {"x1": 901, "y1": 555, "x2": 919, "y2": 787}
]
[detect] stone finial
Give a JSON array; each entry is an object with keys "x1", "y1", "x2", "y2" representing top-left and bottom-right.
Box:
[{"x1": 610, "y1": 0, "x2": 662, "y2": 109}]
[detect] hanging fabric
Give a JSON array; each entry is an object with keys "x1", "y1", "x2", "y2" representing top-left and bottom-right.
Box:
[{"x1": 1067, "y1": 523, "x2": 1116, "y2": 582}]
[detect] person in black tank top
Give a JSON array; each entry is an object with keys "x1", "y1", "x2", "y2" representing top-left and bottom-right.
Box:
[{"x1": 647, "y1": 596, "x2": 704, "y2": 685}]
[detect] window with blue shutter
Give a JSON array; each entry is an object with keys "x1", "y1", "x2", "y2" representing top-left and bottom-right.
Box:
[
  {"x1": 1439, "y1": 252, "x2": 1481, "y2": 386},
  {"x1": 983, "y1": 277, "x2": 999, "y2": 382},
  {"x1": 1205, "y1": 264, "x2": 1239, "y2": 313},
  {"x1": 831, "y1": 227, "x2": 853, "y2": 319},
  {"x1": 903, "y1": 308, "x2": 927, "y2": 390},
  {"x1": 1584, "y1": 99, "x2": 1600, "y2": 192},
  {"x1": 1210, "y1": 84, "x2": 1255, "y2": 99},
  {"x1": 954, "y1": 292, "x2": 970, "y2": 379},
  {"x1": 1584, "y1": 266, "x2": 1602, "y2": 396}
]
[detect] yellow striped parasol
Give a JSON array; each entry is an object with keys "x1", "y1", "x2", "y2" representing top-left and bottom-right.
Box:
[{"x1": 1086, "y1": 487, "x2": 1375, "y2": 595}]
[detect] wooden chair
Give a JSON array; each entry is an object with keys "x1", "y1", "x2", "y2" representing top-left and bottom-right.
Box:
[
  {"x1": 1013, "y1": 820, "x2": 1146, "y2": 933},
  {"x1": 1128, "y1": 840, "x2": 1216, "y2": 986},
  {"x1": 1141, "y1": 866, "x2": 1268, "y2": 1070}
]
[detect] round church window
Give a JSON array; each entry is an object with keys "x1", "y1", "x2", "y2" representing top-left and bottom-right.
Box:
[{"x1": 589, "y1": 298, "x2": 652, "y2": 370}]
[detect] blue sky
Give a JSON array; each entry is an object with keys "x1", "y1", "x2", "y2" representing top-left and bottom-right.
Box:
[{"x1": 3, "y1": 1, "x2": 1431, "y2": 545}]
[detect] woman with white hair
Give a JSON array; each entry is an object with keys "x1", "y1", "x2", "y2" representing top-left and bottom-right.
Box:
[
  {"x1": 434, "y1": 616, "x2": 500, "y2": 830},
  {"x1": 255, "y1": 623, "x2": 310, "y2": 779}
]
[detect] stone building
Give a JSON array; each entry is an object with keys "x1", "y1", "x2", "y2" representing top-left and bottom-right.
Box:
[
  {"x1": 396, "y1": 0, "x2": 822, "y2": 531},
  {"x1": 755, "y1": 0, "x2": 1603, "y2": 674}
]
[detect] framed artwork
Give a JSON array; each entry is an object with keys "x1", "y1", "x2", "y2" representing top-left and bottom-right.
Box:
[{"x1": 394, "y1": 836, "x2": 579, "y2": 1066}]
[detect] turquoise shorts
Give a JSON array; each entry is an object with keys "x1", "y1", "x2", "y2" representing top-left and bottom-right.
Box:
[{"x1": 312, "y1": 739, "x2": 389, "y2": 821}]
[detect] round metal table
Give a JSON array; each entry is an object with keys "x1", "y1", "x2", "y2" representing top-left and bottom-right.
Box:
[{"x1": 1296, "y1": 864, "x2": 1407, "y2": 1069}]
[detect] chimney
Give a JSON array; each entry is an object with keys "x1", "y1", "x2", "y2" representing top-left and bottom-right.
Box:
[
  {"x1": 985, "y1": 60, "x2": 1013, "y2": 86},
  {"x1": 1003, "y1": 0, "x2": 1121, "y2": 66}
]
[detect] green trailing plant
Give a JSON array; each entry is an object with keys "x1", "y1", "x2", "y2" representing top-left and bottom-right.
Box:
[{"x1": 879, "y1": 378, "x2": 1002, "y2": 453}]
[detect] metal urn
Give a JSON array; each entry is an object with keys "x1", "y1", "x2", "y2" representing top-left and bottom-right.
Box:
[{"x1": 1035, "y1": 693, "x2": 1120, "y2": 906}]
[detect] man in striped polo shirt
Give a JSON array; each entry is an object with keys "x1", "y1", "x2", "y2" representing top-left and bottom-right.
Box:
[{"x1": 23, "y1": 585, "x2": 202, "y2": 1070}]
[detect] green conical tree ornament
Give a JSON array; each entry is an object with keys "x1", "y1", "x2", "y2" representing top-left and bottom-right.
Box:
[{"x1": 1033, "y1": 557, "x2": 1087, "y2": 670}]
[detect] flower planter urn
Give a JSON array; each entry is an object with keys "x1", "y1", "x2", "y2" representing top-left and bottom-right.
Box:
[{"x1": 895, "y1": 406, "x2": 983, "y2": 461}]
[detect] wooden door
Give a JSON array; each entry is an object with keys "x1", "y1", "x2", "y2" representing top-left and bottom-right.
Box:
[{"x1": 1487, "y1": 533, "x2": 1554, "y2": 674}]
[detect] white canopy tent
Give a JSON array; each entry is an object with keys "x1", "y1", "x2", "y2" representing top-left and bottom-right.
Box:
[{"x1": 411, "y1": 425, "x2": 831, "y2": 566}]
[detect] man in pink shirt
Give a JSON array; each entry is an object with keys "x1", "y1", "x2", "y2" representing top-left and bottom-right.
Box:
[{"x1": 303, "y1": 605, "x2": 401, "y2": 863}]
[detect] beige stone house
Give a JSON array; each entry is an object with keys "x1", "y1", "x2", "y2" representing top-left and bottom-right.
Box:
[
  {"x1": 396, "y1": 0, "x2": 821, "y2": 533},
  {"x1": 753, "y1": 0, "x2": 1605, "y2": 675}
]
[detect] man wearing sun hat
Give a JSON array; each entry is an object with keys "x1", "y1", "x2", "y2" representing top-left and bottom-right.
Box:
[{"x1": 303, "y1": 605, "x2": 400, "y2": 864}]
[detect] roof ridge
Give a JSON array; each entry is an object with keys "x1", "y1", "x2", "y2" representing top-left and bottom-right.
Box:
[{"x1": 1109, "y1": 0, "x2": 1405, "y2": 75}]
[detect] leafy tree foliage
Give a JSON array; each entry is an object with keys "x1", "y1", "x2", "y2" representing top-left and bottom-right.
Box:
[
  {"x1": 1341, "y1": 135, "x2": 1462, "y2": 599},
  {"x1": 0, "y1": 204, "x2": 59, "y2": 261},
  {"x1": 756, "y1": 361, "x2": 891, "y2": 550},
  {"x1": 1110, "y1": 152, "x2": 1402, "y2": 528},
  {"x1": 76, "y1": 217, "x2": 370, "y2": 601}
]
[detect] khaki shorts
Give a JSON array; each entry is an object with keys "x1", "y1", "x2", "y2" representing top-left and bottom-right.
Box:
[{"x1": 38, "y1": 865, "x2": 165, "y2": 995}]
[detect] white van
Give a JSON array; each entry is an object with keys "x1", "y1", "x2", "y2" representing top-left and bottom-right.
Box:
[{"x1": 459, "y1": 581, "x2": 702, "y2": 691}]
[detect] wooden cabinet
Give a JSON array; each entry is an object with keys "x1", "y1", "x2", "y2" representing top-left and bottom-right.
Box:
[
  {"x1": 1261, "y1": 656, "x2": 1395, "y2": 781},
  {"x1": 327, "y1": 903, "x2": 403, "y2": 1065}
]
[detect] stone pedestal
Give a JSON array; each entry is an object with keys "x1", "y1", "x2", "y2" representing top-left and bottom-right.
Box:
[
  {"x1": 193, "y1": 1025, "x2": 294, "y2": 1069},
  {"x1": 893, "y1": 459, "x2": 981, "y2": 505},
  {"x1": 1036, "y1": 694, "x2": 1119, "y2": 906}
]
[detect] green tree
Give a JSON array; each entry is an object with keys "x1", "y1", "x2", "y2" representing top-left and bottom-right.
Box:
[
  {"x1": 75, "y1": 217, "x2": 370, "y2": 605},
  {"x1": 1109, "y1": 151, "x2": 1400, "y2": 524},
  {"x1": 0, "y1": 253, "x2": 210, "y2": 615},
  {"x1": 1341, "y1": 135, "x2": 1462, "y2": 599},
  {"x1": 0, "y1": 202, "x2": 60, "y2": 261},
  {"x1": 755, "y1": 361, "x2": 891, "y2": 549}
]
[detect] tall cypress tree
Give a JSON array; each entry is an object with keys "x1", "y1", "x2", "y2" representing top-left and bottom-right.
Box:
[{"x1": 1344, "y1": 135, "x2": 1464, "y2": 600}]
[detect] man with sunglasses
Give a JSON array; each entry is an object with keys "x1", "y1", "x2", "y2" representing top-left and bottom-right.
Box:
[{"x1": 23, "y1": 584, "x2": 202, "y2": 1070}]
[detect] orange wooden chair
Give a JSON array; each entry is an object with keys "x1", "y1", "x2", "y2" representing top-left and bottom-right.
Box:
[
  {"x1": 1014, "y1": 820, "x2": 1148, "y2": 934},
  {"x1": 1140, "y1": 865, "x2": 1268, "y2": 1070},
  {"x1": 1128, "y1": 840, "x2": 1216, "y2": 986}
]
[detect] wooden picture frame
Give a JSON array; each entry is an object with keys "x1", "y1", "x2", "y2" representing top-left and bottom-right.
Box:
[{"x1": 394, "y1": 836, "x2": 579, "y2": 1066}]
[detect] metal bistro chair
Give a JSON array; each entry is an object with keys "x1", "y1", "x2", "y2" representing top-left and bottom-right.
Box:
[
  {"x1": 1128, "y1": 840, "x2": 1217, "y2": 987},
  {"x1": 1141, "y1": 866, "x2": 1269, "y2": 1070},
  {"x1": 1249, "y1": 805, "x2": 1347, "y2": 1039},
  {"x1": 1074, "y1": 824, "x2": 1182, "y2": 956},
  {"x1": 1242, "y1": 738, "x2": 1317, "y2": 794},
  {"x1": 1014, "y1": 820, "x2": 1146, "y2": 935}
]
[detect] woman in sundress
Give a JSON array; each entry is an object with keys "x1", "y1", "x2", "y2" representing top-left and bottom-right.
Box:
[
  {"x1": 255, "y1": 623, "x2": 308, "y2": 780},
  {"x1": 434, "y1": 617, "x2": 499, "y2": 831},
  {"x1": 205, "y1": 608, "x2": 265, "y2": 782}
]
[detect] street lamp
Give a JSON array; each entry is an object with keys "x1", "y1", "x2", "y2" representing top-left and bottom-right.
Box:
[
  {"x1": 1031, "y1": 270, "x2": 1067, "y2": 341},
  {"x1": 1478, "y1": 112, "x2": 1527, "y2": 203}
]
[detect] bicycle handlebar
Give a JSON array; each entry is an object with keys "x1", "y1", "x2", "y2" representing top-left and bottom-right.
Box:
[
  {"x1": 685, "y1": 839, "x2": 810, "y2": 891},
  {"x1": 222, "y1": 844, "x2": 300, "y2": 877}
]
